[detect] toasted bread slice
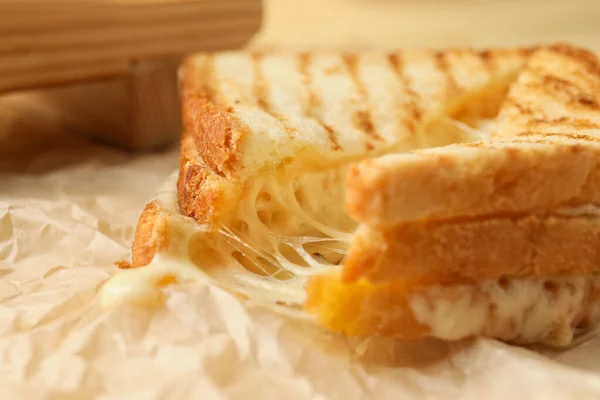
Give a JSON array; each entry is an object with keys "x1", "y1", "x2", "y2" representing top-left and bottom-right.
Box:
[
  {"x1": 494, "y1": 44, "x2": 600, "y2": 140},
  {"x1": 341, "y1": 213, "x2": 600, "y2": 286},
  {"x1": 179, "y1": 48, "x2": 531, "y2": 225},
  {"x1": 346, "y1": 45, "x2": 600, "y2": 226},
  {"x1": 346, "y1": 137, "x2": 600, "y2": 226}
]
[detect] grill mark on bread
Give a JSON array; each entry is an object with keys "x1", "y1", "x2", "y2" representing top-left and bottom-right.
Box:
[
  {"x1": 251, "y1": 53, "x2": 297, "y2": 138},
  {"x1": 529, "y1": 117, "x2": 600, "y2": 129},
  {"x1": 434, "y1": 51, "x2": 459, "y2": 94},
  {"x1": 505, "y1": 96, "x2": 535, "y2": 116},
  {"x1": 534, "y1": 73, "x2": 600, "y2": 109},
  {"x1": 473, "y1": 49, "x2": 503, "y2": 84},
  {"x1": 342, "y1": 54, "x2": 383, "y2": 148},
  {"x1": 325, "y1": 65, "x2": 343, "y2": 75},
  {"x1": 479, "y1": 49, "x2": 498, "y2": 75},
  {"x1": 299, "y1": 53, "x2": 343, "y2": 151},
  {"x1": 251, "y1": 53, "x2": 272, "y2": 112},
  {"x1": 453, "y1": 136, "x2": 593, "y2": 149},
  {"x1": 478, "y1": 48, "x2": 534, "y2": 74},
  {"x1": 514, "y1": 137, "x2": 582, "y2": 145},
  {"x1": 549, "y1": 44, "x2": 600, "y2": 81},
  {"x1": 516, "y1": 131, "x2": 600, "y2": 144},
  {"x1": 388, "y1": 53, "x2": 423, "y2": 133},
  {"x1": 321, "y1": 123, "x2": 343, "y2": 150},
  {"x1": 465, "y1": 48, "x2": 492, "y2": 78}
]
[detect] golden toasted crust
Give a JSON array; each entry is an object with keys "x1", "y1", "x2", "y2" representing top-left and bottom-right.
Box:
[
  {"x1": 346, "y1": 138, "x2": 600, "y2": 225},
  {"x1": 342, "y1": 214, "x2": 600, "y2": 286},
  {"x1": 128, "y1": 201, "x2": 169, "y2": 269},
  {"x1": 177, "y1": 126, "x2": 241, "y2": 226},
  {"x1": 181, "y1": 86, "x2": 248, "y2": 179}
]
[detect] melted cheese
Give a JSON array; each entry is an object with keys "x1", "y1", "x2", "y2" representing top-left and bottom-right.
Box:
[
  {"x1": 409, "y1": 277, "x2": 600, "y2": 346},
  {"x1": 101, "y1": 256, "x2": 204, "y2": 308},
  {"x1": 101, "y1": 172, "x2": 214, "y2": 308},
  {"x1": 101, "y1": 169, "x2": 349, "y2": 309},
  {"x1": 444, "y1": 117, "x2": 496, "y2": 141},
  {"x1": 101, "y1": 117, "x2": 491, "y2": 310},
  {"x1": 99, "y1": 117, "x2": 600, "y2": 345}
]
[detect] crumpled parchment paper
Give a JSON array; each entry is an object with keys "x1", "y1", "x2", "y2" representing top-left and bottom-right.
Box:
[{"x1": 3, "y1": 133, "x2": 600, "y2": 400}]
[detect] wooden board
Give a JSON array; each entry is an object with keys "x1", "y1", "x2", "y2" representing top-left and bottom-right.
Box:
[{"x1": 0, "y1": 0, "x2": 262, "y2": 93}]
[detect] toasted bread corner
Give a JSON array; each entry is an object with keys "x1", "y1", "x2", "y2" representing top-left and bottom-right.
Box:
[{"x1": 129, "y1": 201, "x2": 169, "y2": 268}]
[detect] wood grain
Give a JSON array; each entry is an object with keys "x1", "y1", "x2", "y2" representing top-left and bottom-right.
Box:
[{"x1": 0, "y1": 0, "x2": 262, "y2": 93}]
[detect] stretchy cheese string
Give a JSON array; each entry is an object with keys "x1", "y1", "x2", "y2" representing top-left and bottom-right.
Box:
[
  {"x1": 170, "y1": 118, "x2": 487, "y2": 303},
  {"x1": 219, "y1": 172, "x2": 351, "y2": 283},
  {"x1": 103, "y1": 119, "x2": 490, "y2": 308}
]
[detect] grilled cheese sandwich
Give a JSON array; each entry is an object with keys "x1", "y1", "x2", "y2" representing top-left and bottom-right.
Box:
[{"x1": 107, "y1": 44, "x2": 600, "y2": 347}]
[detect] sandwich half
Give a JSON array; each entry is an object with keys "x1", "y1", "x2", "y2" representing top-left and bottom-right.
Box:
[{"x1": 113, "y1": 44, "x2": 600, "y2": 347}]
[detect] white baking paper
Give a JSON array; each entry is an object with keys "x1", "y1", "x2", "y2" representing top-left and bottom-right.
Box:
[{"x1": 3, "y1": 135, "x2": 600, "y2": 400}]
